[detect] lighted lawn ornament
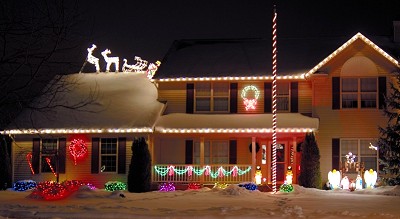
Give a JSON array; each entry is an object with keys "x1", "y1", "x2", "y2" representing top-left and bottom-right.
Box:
[
  {"x1": 255, "y1": 166, "x2": 262, "y2": 185},
  {"x1": 146, "y1": 61, "x2": 161, "y2": 79},
  {"x1": 45, "y1": 157, "x2": 57, "y2": 177},
  {"x1": 364, "y1": 169, "x2": 377, "y2": 188},
  {"x1": 341, "y1": 176, "x2": 350, "y2": 190},
  {"x1": 241, "y1": 85, "x2": 260, "y2": 110},
  {"x1": 69, "y1": 139, "x2": 88, "y2": 165},
  {"x1": 26, "y1": 152, "x2": 35, "y2": 174},
  {"x1": 355, "y1": 174, "x2": 363, "y2": 190},
  {"x1": 349, "y1": 180, "x2": 356, "y2": 191},
  {"x1": 122, "y1": 56, "x2": 148, "y2": 72},
  {"x1": 286, "y1": 166, "x2": 293, "y2": 185},
  {"x1": 101, "y1": 49, "x2": 120, "y2": 72},
  {"x1": 328, "y1": 169, "x2": 341, "y2": 189},
  {"x1": 86, "y1": 44, "x2": 100, "y2": 72},
  {"x1": 279, "y1": 166, "x2": 294, "y2": 192}
]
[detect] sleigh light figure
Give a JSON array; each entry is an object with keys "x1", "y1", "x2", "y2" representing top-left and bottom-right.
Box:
[
  {"x1": 86, "y1": 44, "x2": 100, "y2": 72},
  {"x1": 122, "y1": 56, "x2": 148, "y2": 72},
  {"x1": 101, "y1": 49, "x2": 120, "y2": 72}
]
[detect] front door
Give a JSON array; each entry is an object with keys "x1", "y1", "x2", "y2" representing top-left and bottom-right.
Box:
[{"x1": 271, "y1": 143, "x2": 286, "y2": 182}]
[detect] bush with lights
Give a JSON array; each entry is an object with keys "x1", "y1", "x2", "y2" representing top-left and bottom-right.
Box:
[
  {"x1": 213, "y1": 182, "x2": 229, "y2": 189},
  {"x1": 279, "y1": 183, "x2": 294, "y2": 193},
  {"x1": 158, "y1": 182, "x2": 175, "y2": 192},
  {"x1": 13, "y1": 180, "x2": 37, "y2": 191},
  {"x1": 30, "y1": 181, "x2": 68, "y2": 200},
  {"x1": 62, "y1": 180, "x2": 96, "y2": 192},
  {"x1": 105, "y1": 181, "x2": 127, "y2": 192},
  {"x1": 187, "y1": 182, "x2": 201, "y2": 190},
  {"x1": 239, "y1": 182, "x2": 258, "y2": 191}
]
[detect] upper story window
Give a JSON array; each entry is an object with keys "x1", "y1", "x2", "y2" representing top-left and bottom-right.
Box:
[
  {"x1": 41, "y1": 139, "x2": 58, "y2": 173},
  {"x1": 341, "y1": 78, "x2": 377, "y2": 109},
  {"x1": 195, "y1": 82, "x2": 229, "y2": 112},
  {"x1": 100, "y1": 138, "x2": 117, "y2": 172},
  {"x1": 277, "y1": 82, "x2": 290, "y2": 112},
  {"x1": 193, "y1": 140, "x2": 229, "y2": 164}
]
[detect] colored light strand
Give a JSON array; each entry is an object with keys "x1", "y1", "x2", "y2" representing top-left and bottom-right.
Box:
[
  {"x1": 241, "y1": 85, "x2": 260, "y2": 110},
  {"x1": 154, "y1": 165, "x2": 251, "y2": 178},
  {"x1": 271, "y1": 5, "x2": 278, "y2": 193},
  {"x1": 45, "y1": 157, "x2": 57, "y2": 177},
  {"x1": 104, "y1": 181, "x2": 127, "y2": 191},
  {"x1": 13, "y1": 180, "x2": 37, "y2": 192},
  {"x1": 69, "y1": 139, "x2": 88, "y2": 165},
  {"x1": 26, "y1": 152, "x2": 35, "y2": 175},
  {"x1": 159, "y1": 182, "x2": 176, "y2": 192}
]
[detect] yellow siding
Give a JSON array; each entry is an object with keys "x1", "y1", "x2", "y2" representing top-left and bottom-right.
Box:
[
  {"x1": 298, "y1": 81, "x2": 312, "y2": 114},
  {"x1": 158, "y1": 82, "x2": 186, "y2": 114}
]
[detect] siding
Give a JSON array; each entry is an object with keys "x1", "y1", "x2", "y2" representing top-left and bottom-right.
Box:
[
  {"x1": 298, "y1": 81, "x2": 312, "y2": 114},
  {"x1": 158, "y1": 82, "x2": 187, "y2": 114}
]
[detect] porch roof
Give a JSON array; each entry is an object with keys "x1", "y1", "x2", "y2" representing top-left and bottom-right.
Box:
[{"x1": 155, "y1": 113, "x2": 319, "y2": 133}]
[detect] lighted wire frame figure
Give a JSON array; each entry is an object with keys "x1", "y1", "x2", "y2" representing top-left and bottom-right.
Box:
[{"x1": 86, "y1": 44, "x2": 100, "y2": 72}]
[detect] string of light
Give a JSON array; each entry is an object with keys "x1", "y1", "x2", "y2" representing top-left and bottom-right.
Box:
[
  {"x1": 154, "y1": 165, "x2": 251, "y2": 178},
  {"x1": 271, "y1": 6, "x2": 278, "y2": 193}
]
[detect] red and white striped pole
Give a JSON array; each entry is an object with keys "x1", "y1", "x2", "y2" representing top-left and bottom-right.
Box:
[{"x1": 271, "y1": 5, "x2": 278, "y2": 193}]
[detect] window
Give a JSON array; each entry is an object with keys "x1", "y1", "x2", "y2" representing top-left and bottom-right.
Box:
[
  {"x1": 41, "y1": 139, "x2": 58, "y2": 173},
  {"x1": 277, "y1": 82, "x2": 290, "y2": 112},
  {"x1": 341, "y1": 78, "x2": 377, "y2": 109},
  {"x1": 195, "y1": 82, "x2": 229, "y2": 112},
  {"x1": 100, "y1": 138, "x2": 117, "y2": 172},
  {"x1": 340, "y1": 139, "x2": 378, "y2": 173},
  {"x1": 193, "y1": 140, "x2": 229, "y2": 164}
]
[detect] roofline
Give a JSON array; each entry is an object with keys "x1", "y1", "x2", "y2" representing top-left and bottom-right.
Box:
[
  {"x1": 152, "y1": 74, "x2": 306, "y2": 82},
  {"x1": 304, "y1": 32, "x2": 399, "y2": 78},
  {"x1": 1, "y1": 128, "x2": 154, "y2": 135}
]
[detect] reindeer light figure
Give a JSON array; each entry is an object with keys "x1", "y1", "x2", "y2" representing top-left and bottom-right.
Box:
[
  {"x1": 87, "y1": 44, "x2": 100, "y2": 72},
  {"x1": 122, "y1": 56, "x2": 148, "y2": 72},
  {"x1": 101, "y1": 49, "x2": 119, "y2": 72}
]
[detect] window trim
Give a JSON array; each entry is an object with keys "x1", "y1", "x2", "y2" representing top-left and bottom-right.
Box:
[
  {"x1": 276, "y1": 81, "x2": 291, "y2": 112},
  {"x1": 194, "y1": 82, "x2": 230, "y2": 113},
  {"x1": 339, "y1": 138, "x2": 378, "y2": 172},
  {"x1": 99, "y1": 138, "x2": 118, "y2": 173},
  {"x1": 40, "y1": 139, "x2": 58, "y2": 173}
]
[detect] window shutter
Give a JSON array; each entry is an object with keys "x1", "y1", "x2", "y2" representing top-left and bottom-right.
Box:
[
  {"x1": 332, "y1": 138, "x2": 340, "y2": 170},
  {"x1": 332, "y1": 77, "x2": 340, "y2": 110},
  {"x1": 290, "y1": 82, "x2": 298, "y2": 113},
  {"x1": 379, "y1": 77, "x2": 386, "y2": 109},
  {"x1": 230, "y1": 83, "x2": 238, "y2": 113},
  {"x1": 118, "y1": 137, "x2": 126, "y2": 174},
  {"x1": 32, "y1": 138, "x2": 40, "y2": 174},
  {"x1": 185, "y1": 140, "x2": 193, "y2": 164},
  {"x1": 58, "y1": 138, "x2": 66, "y2": 174},
  {"x1": 264, "y1": 82, "x2": 272, "y2": 113},
  {"x1": 91, "y1": 138, "x2": 100, "y2": 174},
  {"x1": 186, "y1": 83, "x2": 194, "y2": 113},
  {"x1": 229, "y1": 140, "x2": 237, "y2": 164}
]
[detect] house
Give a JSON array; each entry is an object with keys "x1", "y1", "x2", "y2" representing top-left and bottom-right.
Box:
[{"x1": 3, "y1": 29, "x2": 399, "y2": 189}]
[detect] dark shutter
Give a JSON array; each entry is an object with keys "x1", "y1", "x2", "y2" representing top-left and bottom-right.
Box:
[
  {"x1": 118, "y1": 137, "x2": 126, "y2": 174},
  {"x1": 186, "y1": 83, "x2": 194, "y2": 113},
  {"x1": 379, "y1": 77, "x2": 386, "y2": 109},
  {"x1": 290, "y1": 82, "x2": 298, "y2": 113},
  {"x1": 91, "y1": 138, "x2": 100, "y2": 174},
  {"x1": 229, "y1": 140, "x2": 237, "y2": 164},
  {"x1": 332, "y1": 77, "x2": 340, "y2": 110},
  {"x1": 32, "y1": 138, "x2": 40, "y2": 174},
  {"x1": 58, "y1": 138, "x2": 66, "y2": 174},
  {"x1": 185, "y1": 140, "x2": 193, "y2": 164},
  {"x1": 230, "y1": 83, "x2": 238, "y2": 113},
  {"x1": 264, "y1": 82, "x2": 272, "y2": 113},
  {"x1": 332, "y1": 138, "x2": 340, "y2": 170}
]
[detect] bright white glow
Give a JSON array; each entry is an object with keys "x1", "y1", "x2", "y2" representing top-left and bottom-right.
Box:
[
  {"x1": 356, "y1": 175, "x2": 363, "y2": 190},
  {"x1": 86, "y1": 44, "x2": 100, "y2": 72},
  {"x1": 328, "y1": 169, "x2": 341, "y2": 189},
  {"x1": 122, "y1": 56, "x2": 148, "y2": 72},
  {"x1": 255, "y1": 170, "x2": 262, "y2": 185},
  {"x1": 2, "y1": 128, "x2": 153, "y2": 135},
  {"x1": 341, "y1": 176, "x2": 350, "y2": 190},
  {"x1": 364, "y1": 169, "x2": 377, "y2": 188},
  {"x1": 241, "y1": 85, "x2": 260, "y2": 110},
  {"x1": 156, "y1": 74, "x2": 304, "y2": 82},
  {"x1": 345, "y1": 152, "x2": 356, "y2": 163},
  {"x1": 159, "y1": 128, "x2": 315, "y2": 134},
  {"x1": 101, "y1": 49, "x2": 120, "y2": 72},
  {"x1": 369, "y1": 142, "x2": 378, "y2": 150}
]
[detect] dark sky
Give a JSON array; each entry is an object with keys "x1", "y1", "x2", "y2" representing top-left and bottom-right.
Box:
[{"x1": 81, "y1": 0, "x2": 400, "y2": 63}]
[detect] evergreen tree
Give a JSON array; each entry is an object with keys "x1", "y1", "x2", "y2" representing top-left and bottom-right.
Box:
[
  {"x1": 0, "y1": 135, "x2": 12, "y2": 190},
  {"x1": 377, "y1": 73, "x2": 400, "y2": 185},
  {"x1": 128, "y1": 137, "x2": 152, "y2": 192},
  {"x1": 298, "y1": 132, "x2": 322, "y2": 189}
]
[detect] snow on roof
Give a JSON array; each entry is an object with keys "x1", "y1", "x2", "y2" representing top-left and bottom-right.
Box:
[
  {"x1": 155, "y1": 113, "x2": 319, "y2": 133},
  {"x1": 5, "y1": 72, "x2": 165, "y2": 134}
]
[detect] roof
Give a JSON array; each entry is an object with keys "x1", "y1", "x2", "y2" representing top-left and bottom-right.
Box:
[
  {"x1": 4, "y1": 73, "x2": 165, "y2": 134},
  {"x1": 153, "y1": 33, "x2": 399, "y2": 80},
  {"x1": 155, "y1": 113, "x2": 319, "y2": 133}
]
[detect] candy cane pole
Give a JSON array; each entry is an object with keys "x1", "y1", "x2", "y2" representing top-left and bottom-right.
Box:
[{"x1": 271, "y1": 5, "x2": 278, "y2": 193}]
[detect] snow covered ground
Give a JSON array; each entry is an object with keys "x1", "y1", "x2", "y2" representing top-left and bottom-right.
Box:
[{"x1": 1, "y1": 184, "x2": 399, "y2": 219}]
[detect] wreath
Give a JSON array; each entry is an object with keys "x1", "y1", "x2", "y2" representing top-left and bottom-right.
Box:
[
  {"x1": 241, "y1": 85, "x2": 260, "y2": 110},
  {"x1": 69, "y1": 139, "x2": 88, "y2": 165},
  {"x1": 249, "y1": 143, "x2": 260, "y2": 153}
]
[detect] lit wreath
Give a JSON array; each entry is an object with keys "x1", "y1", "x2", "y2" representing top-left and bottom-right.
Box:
[
  {"x1": 69, "y1": 139, "x2": 88, "y2": 165},
  {"x1": 241, "y1": 85, "x2": 260, "y2": 110}
]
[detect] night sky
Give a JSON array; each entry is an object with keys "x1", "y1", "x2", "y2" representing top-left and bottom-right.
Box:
[{"x1": 81, "y1": 0, "x2": 400, "y2": 64}]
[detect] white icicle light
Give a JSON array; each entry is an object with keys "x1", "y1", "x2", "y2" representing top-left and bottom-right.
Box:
[
  {"x1": 86, "y1": 44, "x2": 100, "y2": 72},
  {"x1": 101, "y1": 49, "x2": 120, "y2": 72}
]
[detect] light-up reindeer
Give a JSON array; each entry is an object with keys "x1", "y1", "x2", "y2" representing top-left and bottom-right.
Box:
[
  {"x1": 101, "y1": 49, "x2": 119, "y2": 72},
  {"x1": 122, "y1": 56, "x2": 148, "y2": 72},
  {"x1": 87, "y1": 44, "x2": 100, "y2": 72}
]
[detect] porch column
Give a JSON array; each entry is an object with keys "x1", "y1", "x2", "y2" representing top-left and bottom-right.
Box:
[
  {"x1": 251, "y1": 137, "x2": 256, "y2": 183},
  {"x1": 200, "y1": 137, "x2": 205, "y2": 183},
  {"x1": 148, "y1": 134, "x2": 154, "y2": 166}
]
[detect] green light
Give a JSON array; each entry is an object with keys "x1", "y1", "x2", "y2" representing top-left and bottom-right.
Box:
[{"x1": 154, "y1": 165, "x2": 251, "y2": 178}]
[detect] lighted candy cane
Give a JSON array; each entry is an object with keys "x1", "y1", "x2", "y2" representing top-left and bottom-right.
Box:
[
  {"x1": 187, "y1": 166, "x2": 193, "y2": 177},
  {"x1": 45, "y1": 157, "x2": 57, "y2": 177},
  {"x1": 232, "y1": 166, "x2": 238, "y2": 177},
  {"x1": 26, "y1": 152, "x2": 35, "y2": 174},
  {"x1": 271, "y1": 5, "x2": 278, "y2": 193},
  {"x1": 218, "y1": 167, "x2": 224, "y2": 178},
  {"x1": 204, "y1": 166, "x2": 211, "y2": 176}
]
